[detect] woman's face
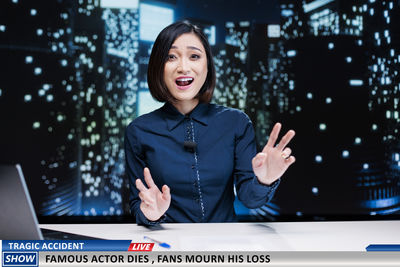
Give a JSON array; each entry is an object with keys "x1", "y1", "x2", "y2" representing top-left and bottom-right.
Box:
[{"x1": 163, "y1": 33, "x2": 208, "y2": 106}]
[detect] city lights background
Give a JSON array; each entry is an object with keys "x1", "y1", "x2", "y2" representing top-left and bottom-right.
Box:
[{"x1": 0, "y1": 0, "x2": 399, "y2": 221}]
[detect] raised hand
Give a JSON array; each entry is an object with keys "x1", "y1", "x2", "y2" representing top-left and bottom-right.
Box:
[
  {"x1": 135, "y1": 167, "x2": 171, "y2": 221},
  {"x1": 252, "y1": 123, "x2": 296, "y2": 185}
]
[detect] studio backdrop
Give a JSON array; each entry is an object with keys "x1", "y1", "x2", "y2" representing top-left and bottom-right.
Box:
[{"x1": 0, "y1": 0, "x2": 399, "y2": 221}]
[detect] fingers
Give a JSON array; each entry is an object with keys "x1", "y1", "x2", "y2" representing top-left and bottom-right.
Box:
[
  {"x1": 139, "y1": 185, "x2": 167, "y2": 205},
  {"x1": 264, "y1": 123, "x2": 295, "y2": 152},
  {"x1": 143, "y1": 167, "x2": 156, "y2": 188},
  {"x1": 281, "y1": 147, "x2": 292, "y2": 159},
  {"x1": 136, "y1": 167, "x2": 156, "y2": 192},
  {"x1": 135, "y1": 178, "x2": 148, "y2": 192},
  {"x1": 138, "y1": 191, "x2": 154, "y2": 205},
  {"x1": 161, "y1": 185, "x2": 171, "y2": 201},
  {"x1": 276, "y1": 130, "x2": 295, "y2": 151},
  {"x1": 265, "y1": 123, "x2": 281, "y2": 149},
  {"x1": 252, "y1": 152, "x2": 267, "y2": 168},
  {"x1": 285, "y1": 155, "x2": 296, "y2": 166}
]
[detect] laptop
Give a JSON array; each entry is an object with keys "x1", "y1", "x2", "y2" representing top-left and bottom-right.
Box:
[{"x1": 0, "y1": 164, "x2": 101, "y2": 240}]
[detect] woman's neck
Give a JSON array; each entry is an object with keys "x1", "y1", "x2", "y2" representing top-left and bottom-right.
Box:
[{"x1": 171, "y1": 99, "x2": 199, "y2": 115}]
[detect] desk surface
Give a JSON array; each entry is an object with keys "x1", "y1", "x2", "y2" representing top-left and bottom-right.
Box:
[{"x1": 40, "y1": 220, "x2": 400, "y2": 251}]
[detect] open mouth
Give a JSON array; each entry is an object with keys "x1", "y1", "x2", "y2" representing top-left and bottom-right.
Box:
[{"x1": 175, "y1": 77, "x2": 194, "y2": 86}]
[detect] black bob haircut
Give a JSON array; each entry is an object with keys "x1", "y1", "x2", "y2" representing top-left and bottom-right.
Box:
[{"x1": 147, "y1": 20, "x2": 216, "y2": 103}]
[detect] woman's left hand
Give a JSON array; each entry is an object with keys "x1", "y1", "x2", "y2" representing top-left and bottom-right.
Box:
[{"x1": 252, "y1": 122, "x2": 296, "y2": 185}]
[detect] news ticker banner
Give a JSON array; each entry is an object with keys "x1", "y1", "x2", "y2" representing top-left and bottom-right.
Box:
[{"x1": 2, "y1": 240, "x2": 400, "y2": 267}]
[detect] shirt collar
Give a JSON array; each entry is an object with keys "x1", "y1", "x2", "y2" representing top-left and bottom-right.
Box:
[{"x1": 162, "y1": 102, "x2": 210, "y2": 131}]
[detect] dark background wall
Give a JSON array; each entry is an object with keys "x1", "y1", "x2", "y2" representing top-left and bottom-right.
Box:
[{"x1": 0, "y1": 0, "x2": 399, "y2": 222}]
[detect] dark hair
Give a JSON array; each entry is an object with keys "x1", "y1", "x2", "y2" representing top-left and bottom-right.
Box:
[{"x1": 147, "y1": 20, "x2": 216, "y2": 103}]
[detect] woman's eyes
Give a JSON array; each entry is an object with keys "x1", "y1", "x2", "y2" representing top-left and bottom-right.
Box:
[
  {"x1": 167, "y1": 54, "x2": 176, "y2": 60},
  {"x1": 167, "y1": 54, "x2": 201, "y2": 61}
]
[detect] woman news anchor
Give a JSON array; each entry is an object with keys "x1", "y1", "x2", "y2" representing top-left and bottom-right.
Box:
[{"x1": 124, "y1": 21, "x2": 296, "y2": 225}]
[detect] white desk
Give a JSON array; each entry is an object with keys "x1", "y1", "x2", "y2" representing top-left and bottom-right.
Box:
[{"x1": 40, "y1": 220, "x2": 400, "y2": 251}]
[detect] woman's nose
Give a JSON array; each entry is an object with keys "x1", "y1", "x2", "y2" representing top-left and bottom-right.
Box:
[{"x1": 177, "y1": 59, "x2": 190, "y2": 74}]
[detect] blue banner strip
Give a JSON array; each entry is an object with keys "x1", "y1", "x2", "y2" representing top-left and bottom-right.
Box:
[
  {"x1": 366, "y1": 245, "x2": 400, "y2": 251},
  {"x1": 2, "y1": 240, "x2": 132, "y2": 251}
]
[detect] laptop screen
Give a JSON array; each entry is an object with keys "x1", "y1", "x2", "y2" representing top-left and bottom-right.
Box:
[{"x1": 0, "y1": 164, "x2": 43, "y2": 239}]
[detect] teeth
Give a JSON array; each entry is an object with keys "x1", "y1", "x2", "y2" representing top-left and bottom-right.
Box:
[{"x1": 176, "y1": 78, "x2": 193, "y2": 82}]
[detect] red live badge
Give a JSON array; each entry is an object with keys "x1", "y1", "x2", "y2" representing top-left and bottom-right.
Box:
[{"x1": 128, "y1": 243, "x2": 154, "y2": 251}]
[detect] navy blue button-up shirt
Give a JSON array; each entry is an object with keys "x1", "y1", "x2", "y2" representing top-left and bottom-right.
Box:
[{"x1": 125, "y1": 102, "x2": 280, "y2": 225}]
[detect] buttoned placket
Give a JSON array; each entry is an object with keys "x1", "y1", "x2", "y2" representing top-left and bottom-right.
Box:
[{"x1": 184, "y1": 116, "x2": 205, "y2": 222}]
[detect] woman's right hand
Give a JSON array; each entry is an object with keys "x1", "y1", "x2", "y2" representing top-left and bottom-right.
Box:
[{"x1": 135, "y1": 167, "x2": 171, "y2": 221}]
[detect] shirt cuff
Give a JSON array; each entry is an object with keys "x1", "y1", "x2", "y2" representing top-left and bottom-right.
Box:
[
  {"x1": 253, "y1": 176, "x2": 280, "y2": 192},
  {"x1": 136, "y1": 210, "x2": 167, "y2": 226}
]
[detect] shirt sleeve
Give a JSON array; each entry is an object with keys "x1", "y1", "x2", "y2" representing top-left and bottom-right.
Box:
[
  {"x1": 124, "y1": 123, "x2": 166, "y2": 226},
  {"x1": 233, "y1": 112, "x2": 280, "y2": 209}
]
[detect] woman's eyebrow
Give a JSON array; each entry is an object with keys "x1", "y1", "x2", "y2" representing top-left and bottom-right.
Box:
[
  {"x1": 187, "y1": 46, "x2": 203, "y2": 52},
  {"x1": 170, "y1": 45, "x2": 203, "y2": 53}
]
